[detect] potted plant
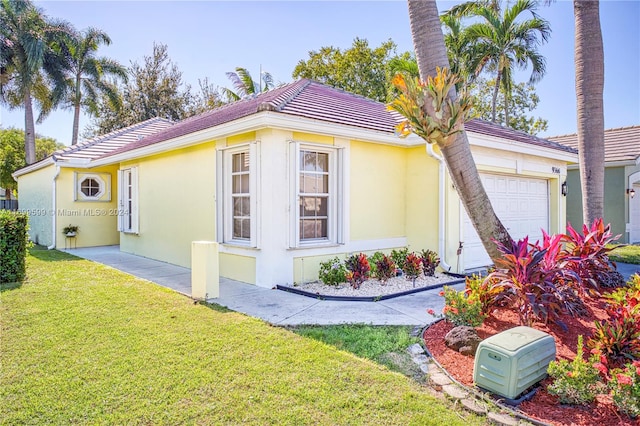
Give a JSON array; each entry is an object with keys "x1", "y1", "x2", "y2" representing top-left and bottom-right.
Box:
[{"x1": 63, "y1": 224, "x2": 79, "y2": 237}]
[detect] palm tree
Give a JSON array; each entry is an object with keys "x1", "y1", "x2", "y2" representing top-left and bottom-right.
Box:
[
  {"x1": 63, "y1": 27, "x2": 127, "y2": 145},
  {"x1": 386, "y1": 52, "x2": 419, "y2": 101},
  {"x1": 0, "y1": 0, "x2": 71, "y2": 164},
  {"x1": 404, "y1": 0, "x2": 511, "y2": 263},
  {"x1": 440, "y1": 12, "x2": 475, "y2": 89},
  {"x1": 223, "y1": 67, "x2": 274, "y2": 101},
  {"x1": 573, "y1": 0, "x2": 604, "y2": 224},
  {"x1": 450, "y1": 0, "x2": 550, "y2": 125}
]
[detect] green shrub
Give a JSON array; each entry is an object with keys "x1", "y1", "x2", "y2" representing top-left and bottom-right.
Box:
[
  {"x1": 0, "y1": 210, "x2": 31, "y2": 284},
  {"x1": 369, "y1": 251, "x2": 385, "y2": 277},
  {"x1": 609, "y1": 361, "x2": 640, "y2": 418},
  {"x1": 439, "y1": 285, "x2": 486, "y2": 327},
  {"x1": 547, "y1": 336, "x2": 601, "y2": 405},
  {"x1": 390, "y1": 247, "x2": 409, "y2": 270},
  {"x1": 373, "y1": 253, "x2": 395, "y2": 283},
  {"x1": 403, "y1": 252, "x2": 422, "y2": 287},
  {"x1": 318, "y1": 257, "x2": 347, "y2": 286},
  {"x1": 420, "y1": 249, "x2": 440, "y2": 276},
  {"x1": 464, "y1": 273, "x2": 502, "y2": 315},
  {"x1": 587, "y1": 280, "x2": 640, "y2": 363},
  {"x1": 345, "y1": 253, "x2": 370, "y2": 289}
]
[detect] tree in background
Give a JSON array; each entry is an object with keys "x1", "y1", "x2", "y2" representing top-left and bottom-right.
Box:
[
  {"x1": 401, "y1": 0, "x2": 512, "y2": 263},
  {"x1": 386, "y1": 51, "x2": 420, "y2": 101},
  {"x1": 0, "y1": 128, "x2": 64, "y2": 198},
  {"x1": 62, "y1": 27, "x2": 127, "y2": 145},
  {"x1": 0, "y1": 0, "x2": 71, "y2": 165},
  {"x1": 86, "y1": 43, "x2": 195, "y2": 136},
  {"x1": 470, "y1": 77, "x2": 548, "y2": 135},
  {"x1": 442, "y1": 0, "x2": 550, "y2": 126},
  {"x1": 385, "y1": 56, "x2": 549, "y2": 136},
  {"x1": 223, "y1": 67, "x2": 274, "y2": 101},
  {"x1": 293, "y1": 38, "x2": 399, "y2": 103},
  {"x1": 440, "y1": 12, "x2": 476, "y2": 89},
  {"x1": 192, "y1": 77, "x2": 227, "y2": 114},
  {"x1": 573, "y1": 0, "x2": 604, "y2": 224}
]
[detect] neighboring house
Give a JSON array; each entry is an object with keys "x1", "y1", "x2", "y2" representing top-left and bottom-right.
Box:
[
  {"x1": 14, "y1": 79, "x2": 576, "y2": 287},
  {"x1": 0, "y1": 187, "x2": 18, "y2": 210},
  {"x1": 549, "y1": 125, "x2": 640, "y2": 243}
]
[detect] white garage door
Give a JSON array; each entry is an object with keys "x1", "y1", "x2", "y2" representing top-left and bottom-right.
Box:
[{"x1": 462, "y1": 174, "x2": 549, "y2": 270}]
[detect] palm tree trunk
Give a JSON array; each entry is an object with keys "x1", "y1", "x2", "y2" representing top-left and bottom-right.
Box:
[
  {"x1": 574, "y1": 0, "x2": 605, "y2": 224},
  {"x1": 407, "y1": 0, "x2": 511, "y2": 263},
  {"x1": 491, "y1": 71, "x2": 502, "y2": 123},
  {"x1": 24, "y1": 92, "x2": 37, "y2": 165},
  {"x1": 72, "y1": 102, "x2": 81, "y2": 145},
  {"x1": 504, "y1": 89, "x2": 510, "y2": 127},
  {"x1": 72, "y1": 76, "x2": 82, "y2": 145}
]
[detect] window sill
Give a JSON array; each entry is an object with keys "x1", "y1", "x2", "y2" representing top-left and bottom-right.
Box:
[
  {"x1": 288, "y1": 242, "x2": 342, "y2": 251},
  {"x1": 221, "y1": 242, "x2": 260, "y2": 251}
]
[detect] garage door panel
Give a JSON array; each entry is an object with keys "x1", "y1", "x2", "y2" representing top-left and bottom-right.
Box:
[{"x1": 463, "y1": 174, "x2": 549, "y2": 270}]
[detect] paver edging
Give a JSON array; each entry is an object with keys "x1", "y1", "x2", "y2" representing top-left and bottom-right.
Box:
[{"x1": 416, "y1": 320, "x2": 551, "y2": 426}]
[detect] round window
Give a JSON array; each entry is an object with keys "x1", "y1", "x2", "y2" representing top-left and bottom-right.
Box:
[{"x1": 80, "y1": 178, "x2": 101, "y2": 197}]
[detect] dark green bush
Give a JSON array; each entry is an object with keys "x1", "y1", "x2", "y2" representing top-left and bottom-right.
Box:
[{"x1": 0, "y1": 210, "x2": 31, "y2": 283}]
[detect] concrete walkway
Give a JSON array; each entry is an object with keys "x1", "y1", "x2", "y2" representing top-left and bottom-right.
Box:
[
  {"x1": 65, "y1": 246, "x2": 640, "y2": 327},
  {"x1": 65, "y1": 246, "x2": 457, "y2": 326}
]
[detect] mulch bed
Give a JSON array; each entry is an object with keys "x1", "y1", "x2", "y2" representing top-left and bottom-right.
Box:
[{"x1": 423, "y1": 297, "x2": 638, "y2": 426}]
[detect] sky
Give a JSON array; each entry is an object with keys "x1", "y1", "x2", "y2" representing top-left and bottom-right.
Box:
[{"x1": 1, "y1": 0, "x2": 639, "y2": 145}]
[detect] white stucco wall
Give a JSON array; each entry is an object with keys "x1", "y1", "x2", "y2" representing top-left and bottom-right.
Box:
[{"x1": 16, "y1": 164, "x2": 57, "y2": 247}]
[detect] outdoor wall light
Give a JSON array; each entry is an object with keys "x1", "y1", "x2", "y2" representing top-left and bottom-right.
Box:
[
  {"x1": 561, "y1": 181, "x2": 568, "y2": 197},
  {"x1": 628, "y1": 188, "x2": 636, "y2": 199}
]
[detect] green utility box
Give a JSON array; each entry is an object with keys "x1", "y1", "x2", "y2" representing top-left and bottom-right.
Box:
[{"x1": 474, "y1": 326, "x2": 556, "y2": 400}]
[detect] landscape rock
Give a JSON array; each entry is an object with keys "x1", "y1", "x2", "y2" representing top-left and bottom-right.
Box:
[
  {"x1": 407, "y1": 343, "x2": 425, "y2": 356},
  {"x1": 487, "y1": 412, "x2": 519, "y2": 426},
  {"x1": 429, "y1": 372, "x2": 453, "y2": 389},
  {"x1": 412, "y1": 354, "x2": 429, "y2": 365},
  {"x1": 461, "y1": 398, "x2": 488, "y2": 415},
  {"x1": 442, "y1": 384, "x2": 468, "y2": 400},
  {"x1": 444, "y1": 326, "x2": 482, "y2": 356}
]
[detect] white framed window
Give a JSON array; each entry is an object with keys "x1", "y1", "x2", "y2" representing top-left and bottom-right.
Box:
[
  {"x1": 117, "y1": 167, "x2": 138, "y2": 234},
  {"x1": 74, "y1": 172, "x2": 111, "y2": 201},
  {"x1": 216, "y1": 143, "x2": 258, "y2": 247},
  {"x1": 290, "y1": 142, "x2": 343, "y2": 247}
]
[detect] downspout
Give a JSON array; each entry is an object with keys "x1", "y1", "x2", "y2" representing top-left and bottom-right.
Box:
[
  {"x1": 425, "y1": 144, "x2": 452, "y2": 272},
  {"x1": 48, "y1": 166, "x2": 61, "y2": 250}
]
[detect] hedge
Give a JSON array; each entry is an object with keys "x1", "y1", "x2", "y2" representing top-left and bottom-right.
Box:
[{"x1": 0, "y1": 210, "x2": 30, "y2": 283}]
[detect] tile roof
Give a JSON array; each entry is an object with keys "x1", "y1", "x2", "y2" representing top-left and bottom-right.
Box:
[
  {"x1": 548, "y1": 125, "x2": 640, "y2": 163},
  {"x1": 98, "y1": 79, "x2": 575, "y2": 160},
  {"x1": 52, "y1": 117, "x2": 173, "y2": 162},
  {"x1": 465, "y1": 119, "x2": 577, "y2": 154}
]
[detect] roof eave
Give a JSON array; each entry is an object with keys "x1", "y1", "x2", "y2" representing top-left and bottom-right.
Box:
[
  {"x1": 89, "y1": 112, "x2": 424, "y2": 167},
  {"x1": 468, "y1": 131, "x2": 578, "y2": 163},
  {"x1": 266, "y1": 113, "x2": 423, "y2": 146},
  {"x1": 12, "y1": 157, "x2": 55, "y2": 179}
]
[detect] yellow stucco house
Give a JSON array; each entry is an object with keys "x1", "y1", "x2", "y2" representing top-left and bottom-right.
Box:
[{"x1": 14, "y1": 80, "x2": 577, "y2": 287}]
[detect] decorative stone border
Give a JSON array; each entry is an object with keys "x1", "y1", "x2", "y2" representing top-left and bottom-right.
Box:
[{"x1": 408, "y1": 327, "x2": 552, "y2": 426}]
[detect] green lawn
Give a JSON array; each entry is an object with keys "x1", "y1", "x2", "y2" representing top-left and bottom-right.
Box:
[
  {"x1": 0, "y1": 248, "x2": 484, "y2": 425},
  {"x1": 291, "y1": 325, "x2": 420, "y2": 373},
  {"x1": 609, "y1": 244, "x2": 640, "y2": 264}
]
